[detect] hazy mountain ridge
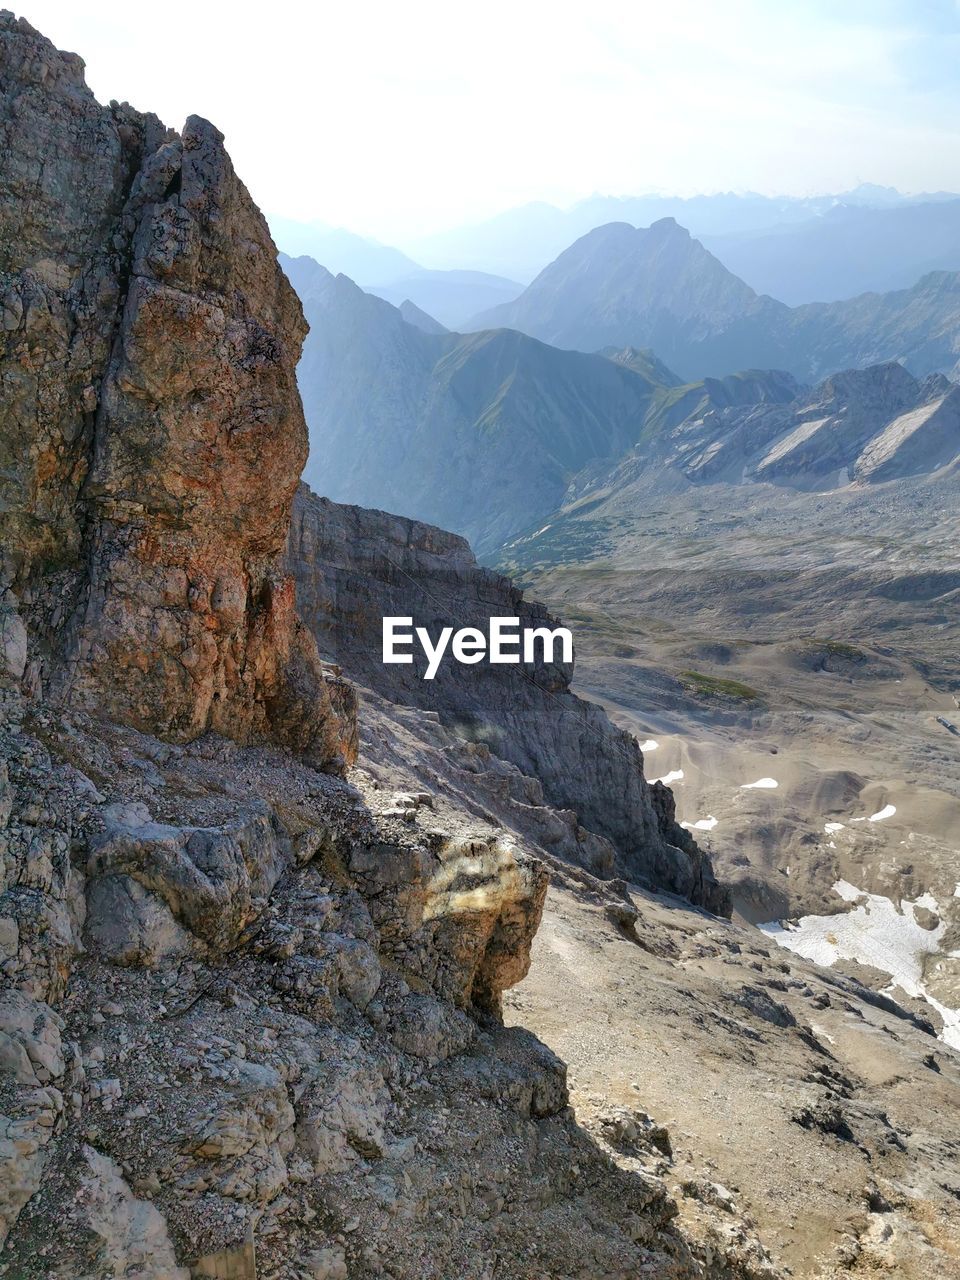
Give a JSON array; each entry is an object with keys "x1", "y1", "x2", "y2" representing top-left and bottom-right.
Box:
[
  {"x1": 271, "y1": 226, "x2": 522, "y2": 327},
  {"x1": 403, "y1": 185, "x2": 959, "y2": 279},
  {"x1": 268, "y1": 215, "x2": 422, "y2": 283},
  {"x1": 367, "y1": 268, "x2": 523, "y2": 328},
  {"x1": 704, "y1": 198, "x2": 960, "y2": 304},
  {"x1": 470, "y1": 219, "x2": 779, "y2": 363},
  {"x1": 283, "y1": 254, "x2": 677, "y2": 552},
  {"x1": 470, "y1": 219, "x2": 960, "y2": 382},
  {"x1": 287, "y1": 244, "x2": 960, "y2": 553}
]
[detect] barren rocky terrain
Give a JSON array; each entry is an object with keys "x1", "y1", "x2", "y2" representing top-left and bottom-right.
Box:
[
  {"x1": 500, "y1": 468, "x2": 960, "y2": 1049},
  {"x1": 2, "y1": 12, "x2": 958, "y2": 1280}
]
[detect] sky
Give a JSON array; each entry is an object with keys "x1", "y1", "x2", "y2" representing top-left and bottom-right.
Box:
[{"x1": 17, "y1": 0, "x2": 960, "y2": 244}]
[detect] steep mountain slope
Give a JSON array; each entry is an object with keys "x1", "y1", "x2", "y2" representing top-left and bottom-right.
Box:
[
  {"x1": 269, "y1": 233, "x2": 523, "y2": 329},
  {"x1": 705, "y1": 199, "x2": 960, "y2": 304},
  {"x1": 283, "y1": 255, "x2": 676, "y2": 552},
  {"x1": 633, "y1": 362, "x2": 955, "y2": 491},
  {"x1": 289, "y1": 488, "x2": 726, "y2": 911},
  {"x1": 787, "y1": 270, "x2": 960, "y2": 381},
  {"x1": 501, "y1": 363, "x2": 959, "y2": 538},
  {"x1": 469, "y1": 220, "x2": 960, "y2": 382}
]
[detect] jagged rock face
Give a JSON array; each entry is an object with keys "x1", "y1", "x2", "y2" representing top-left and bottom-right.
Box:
[
  {"x1": 289, "y1": 488, "x2": 729, "y2": 914},
  {"x1": 0, "y1": 13, "x2": 354, "y2": 768},
  {"x1": 0, "y1": 20, "x2": 744, "y2": 1279}
]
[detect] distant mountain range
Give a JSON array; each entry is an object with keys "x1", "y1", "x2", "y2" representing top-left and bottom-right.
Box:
[
  {"x1": 365, "y1": 270, "x2": 521, "y2": 328},
  {"x1": 402, "y1": 186, "x2": 960, "y2": 280},
  {"x1": 494, "y1": 360, "x2": 960, "y2": 586},
  {"x1": 283, "y1": 251, "x2": 960, "y2": 556},
  {"x1": 282, "y1": 254, "x2": 674, "y2": 553},
  {"x1": 703, "y1": 200, "x2": 960, "y2": 304},
  {"x1": 562, "y1": 361, "x2": 959, "y2": 501},
  {"x1": 270, "y1": 220, "x2": 521, "y2": 327},
  {"x1": 273, "y1": 193, "x2": 960, "y2": 327},
  {"x1": 269, "y1": 217, "x2": 421, "y2": 283},
  {"x1": 469, "y1": 219, "x2": 960, "y2": 382}
]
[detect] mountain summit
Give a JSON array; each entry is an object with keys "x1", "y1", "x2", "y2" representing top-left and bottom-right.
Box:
[
  {"x1": 284, "y1": 254, "x2": 677, "y2": 552},
  {"x1": 470, "y1": 219, "x2": 780, "y2": 372}
]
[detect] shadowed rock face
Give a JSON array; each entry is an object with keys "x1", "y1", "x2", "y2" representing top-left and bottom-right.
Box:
[
  {"x1": 0, "y1": 13, "x2": 354, "y2": 767},
  {"x1": 289, "y1": 487, "x2": 729, "y2": 915}
]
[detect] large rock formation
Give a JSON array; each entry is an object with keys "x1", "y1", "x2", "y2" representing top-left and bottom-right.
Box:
[
  {"x1": 0, "y1": 17, "x2": 745, "y2": 1279},
  {"x1": 0, "y1": 12, "x2": 353, "y2": 767},
  {"x1": 6, "y1": 17, "x2": 955, "y2": 1280},
  {"x1": 289, "y1": 488, "x2": 728, "y2": 914}
]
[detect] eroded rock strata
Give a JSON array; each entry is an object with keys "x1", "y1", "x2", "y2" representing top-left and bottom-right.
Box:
[
  {"x1": 2, "y1": 16, "x2": 959, "y2": 1280},
  {"x1": 289, "y1": 489, "x2": 727, "y2": 914}
]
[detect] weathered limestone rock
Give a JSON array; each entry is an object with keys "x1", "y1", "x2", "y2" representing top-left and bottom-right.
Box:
[
  {"x1": 64, "y1": 1147, "x2": 191, "y2": 1280},
  {"x1": 290, "y1": 488, "x2": 729, "y2": 912},
  {"x1": 0, "y1": 12, "x2": 355, "y2": 770},
  {"x1": 86, "y1": 801, "x2": 290, "y2": 954}
]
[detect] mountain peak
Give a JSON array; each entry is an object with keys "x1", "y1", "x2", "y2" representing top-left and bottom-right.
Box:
[
  {"x1": 465, "y1": 217, "x2": 769, "y2": 375},
  {"x1": 647, "y1": 215, "x2": 688, "y2": 236}
]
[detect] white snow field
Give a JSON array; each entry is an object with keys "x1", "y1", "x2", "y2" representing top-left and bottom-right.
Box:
[{"x1": 760, "y1": 881, "x2": 960, "y2": 1050}]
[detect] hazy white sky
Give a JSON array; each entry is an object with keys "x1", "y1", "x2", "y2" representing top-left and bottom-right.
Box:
[{"x1": 18, "y1": 0, "x2": 960, "y2": 242}]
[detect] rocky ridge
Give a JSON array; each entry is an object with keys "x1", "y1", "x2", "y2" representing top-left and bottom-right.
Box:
[{"x1": 553, "y1": 361, "x2": 960, "y2": 507}]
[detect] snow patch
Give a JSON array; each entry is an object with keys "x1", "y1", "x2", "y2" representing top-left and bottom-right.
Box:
[
  {"x1": 652, "y1": 770, "x2": 684, "y2": 785},
  {"x1": 640, "y1": 739, "x2": 659, "y2": 753},
  {"x1": 680, "y1": 815, "x2": 718, "y2": 832},
  {"x1": 824, "y1": 822, "x2": 844, "y2": 834},
  {"x1": 741, "y1": 777, "x2": 778, "y2": 790},
  {"x1": 759, "y1": 881, "x2": 960, "y2": 1050},
  {"x1": 869, "y1": 804, "x2": 897, "y2": 822}
]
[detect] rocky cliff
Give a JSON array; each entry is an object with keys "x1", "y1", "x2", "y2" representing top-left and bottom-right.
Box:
[
  {"x1": 0, "y1": 16, "x2": 745, "y2": 1278},
  {"x1": 0, "y1": 12, "x2": 353, "y2": 766},
  {"x1": 289, "y1": 488, "x2": 727, "y2": 914}
]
